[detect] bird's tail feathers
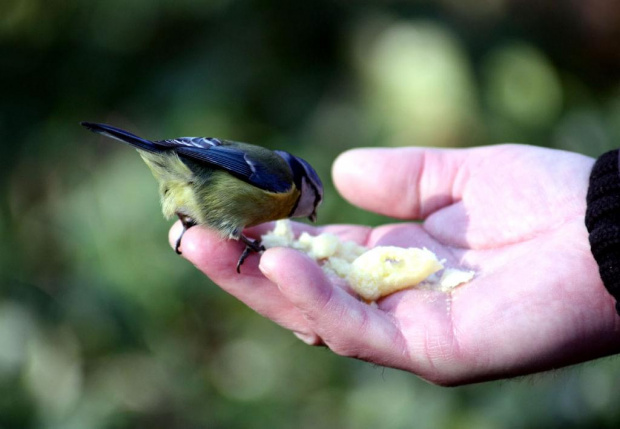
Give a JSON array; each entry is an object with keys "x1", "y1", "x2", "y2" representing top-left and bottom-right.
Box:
[{"x1": 81, "y1": 122, "x2": 161, "y2": 153}]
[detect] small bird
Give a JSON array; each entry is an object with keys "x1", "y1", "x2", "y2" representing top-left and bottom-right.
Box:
[{"x1": 81, "y1": 122, "x2": 323, "y2": 272}]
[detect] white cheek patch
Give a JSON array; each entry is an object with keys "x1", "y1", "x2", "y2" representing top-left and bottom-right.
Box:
[{"x1": 292, "y1": 179, "x2": 316, "y2": 218}]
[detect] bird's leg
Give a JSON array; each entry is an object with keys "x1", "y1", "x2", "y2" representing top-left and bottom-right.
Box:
[
  {"x1": 237, "y1": 234, "x2": 266, "y2": 273},
  {"x1": 175, "y1": 213, "x2": 197, "y2": 255}
]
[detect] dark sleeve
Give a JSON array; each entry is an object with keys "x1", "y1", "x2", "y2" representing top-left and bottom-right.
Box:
[{"x1": 585, "y1": 149, "x2": 620, "y2": 315}]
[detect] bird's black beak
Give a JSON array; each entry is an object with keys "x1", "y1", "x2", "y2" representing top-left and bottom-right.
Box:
[{"x1": 308, "y1": 212, "x2": 317, "y2": 223}]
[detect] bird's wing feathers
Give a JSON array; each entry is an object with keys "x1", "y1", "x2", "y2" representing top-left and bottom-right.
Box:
[
  {"x1": 157, "y1": 136, "x2": 223, "y2": 149},
  {"x1": 174, "y1": 146, "x2": 254, "y2": 179},
  {"x1": 157, "y1": 137, "x2": 292, "y2": 193},
  {"x1": 242, "y1": 155, "x2": 292, "y2": 193},
  {"x1": 82, "y1": 124, "x2": 292, "y2": 193}
]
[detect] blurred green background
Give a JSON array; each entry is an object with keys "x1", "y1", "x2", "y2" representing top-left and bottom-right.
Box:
[{"x1": 2, "y1": 0, "x2": 620, "y2": 428}]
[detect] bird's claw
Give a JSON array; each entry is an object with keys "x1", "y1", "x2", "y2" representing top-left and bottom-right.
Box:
[
  {"x1": 175, "y1": 213, "x2": 197, "y2": 255},
  {"x1": 237, "y1": 235, "x2": 266, "y2": 273}
]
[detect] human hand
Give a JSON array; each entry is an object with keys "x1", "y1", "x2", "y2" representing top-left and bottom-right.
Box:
[{"x1": 170, "y1": 144, "x2": 620, "y2": 385}]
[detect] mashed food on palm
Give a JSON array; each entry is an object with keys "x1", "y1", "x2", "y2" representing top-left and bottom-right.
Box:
[{"x1": 261, "y1": 220, "x2": 474, "y2": 302}]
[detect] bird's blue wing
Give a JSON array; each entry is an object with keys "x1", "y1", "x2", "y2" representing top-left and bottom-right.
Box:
[
  {"x1": 156, "y1": 137, "x2": 291, "y2": 193},
  {"x1": 157, "y1": 137, "x2": 223, "y2": 149},
  {"x1": 175, "y1": 146, "x2": 254, "y2": 180}
]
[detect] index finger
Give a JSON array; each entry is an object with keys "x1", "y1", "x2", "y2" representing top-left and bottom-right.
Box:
[{"x1": 168, "y1": 222, "x2": 311, "y2": 331}]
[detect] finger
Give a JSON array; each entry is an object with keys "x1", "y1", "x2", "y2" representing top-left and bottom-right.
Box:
[
  {"x1": 169, "y1": 221, "x2": 261, "y2": 276},
  {"x1": 260, "y1": 247, "x2": 410, "y2": 367},
  {"x1": 168, "y1": 222, "x2": 312, "y2": 332},
  {"x1": 332, "y1": 147, "x2": 470, "y2": 220}
]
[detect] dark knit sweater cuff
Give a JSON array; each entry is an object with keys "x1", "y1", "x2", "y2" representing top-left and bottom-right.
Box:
[{"x1": 585, "y1": 149, "x2": 620, "y2": 315}]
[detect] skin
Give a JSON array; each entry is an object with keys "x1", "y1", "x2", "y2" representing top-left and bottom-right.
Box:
[{"x1": 168, "y1": 144, "x2": 620, "y2": 386}]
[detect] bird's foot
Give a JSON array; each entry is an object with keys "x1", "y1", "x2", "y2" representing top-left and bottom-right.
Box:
[
  {"x1": 175, "y1": 213, "x2": 197, "y2": 255},
  {"x1": 237, "y1": 235, "x2": 266, "y2": 273}
]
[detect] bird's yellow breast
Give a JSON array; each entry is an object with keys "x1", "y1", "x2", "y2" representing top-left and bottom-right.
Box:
[{"x1": 139, "y1": 150, "x2": 300, "y2": 238}]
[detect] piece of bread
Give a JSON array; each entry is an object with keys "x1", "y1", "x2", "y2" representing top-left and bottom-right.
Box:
[{"x1": 261, "y1": 220, "x2": 474, "y2": 301}]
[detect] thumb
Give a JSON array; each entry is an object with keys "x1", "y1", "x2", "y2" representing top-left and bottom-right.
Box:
[{"x1": 332, "y1": 147, "x2": 468, "y2": 220}]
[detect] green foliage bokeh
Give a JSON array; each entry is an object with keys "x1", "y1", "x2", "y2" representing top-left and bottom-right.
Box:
[{"x1": 1, "y1": 1, "x2": 620, "y2": 428}]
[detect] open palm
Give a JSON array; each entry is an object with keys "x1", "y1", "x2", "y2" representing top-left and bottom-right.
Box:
[{"x1": 171, "y1": 144, "x2": 620, "y2": 385}]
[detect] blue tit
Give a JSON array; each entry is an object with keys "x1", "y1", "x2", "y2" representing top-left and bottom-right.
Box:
[{"x1": 81, "y1": 122, "x2": 323, "y2": 272}]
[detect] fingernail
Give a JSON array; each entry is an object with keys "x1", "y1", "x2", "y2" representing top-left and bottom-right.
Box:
[{"x1": 293, "y1": 331, "x2": 323, "y2": 346}]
